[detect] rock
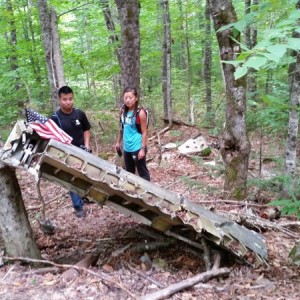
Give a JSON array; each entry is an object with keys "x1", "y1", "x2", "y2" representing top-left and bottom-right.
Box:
[
  {"x1": 178, "y1": 136, "x2": 210, "y2": 155},
  {"x1": 163, "y1": 142, "x2": 177, "y2": 150}
]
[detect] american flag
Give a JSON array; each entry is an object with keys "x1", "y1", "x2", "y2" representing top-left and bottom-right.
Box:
[{"x1": 26, "y1": 109, "x2": 73, "y2": 144}]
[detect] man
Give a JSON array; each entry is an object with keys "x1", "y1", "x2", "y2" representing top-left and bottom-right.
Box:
[{"x1": 51, "y1": 86, "x2": 91, "y2": 218}]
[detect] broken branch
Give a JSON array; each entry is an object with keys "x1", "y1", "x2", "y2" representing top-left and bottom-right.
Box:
[{"x1": 141, "y1": 267, "x2": 230, "y2": 300}]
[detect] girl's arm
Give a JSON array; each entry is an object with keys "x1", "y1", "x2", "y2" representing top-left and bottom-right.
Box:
[{"x1": 138, "y1": 109, "x2": 148, "y2": 159}]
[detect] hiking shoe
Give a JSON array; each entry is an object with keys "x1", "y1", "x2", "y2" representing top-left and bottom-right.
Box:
[{"x1": 74, "y1": 209, "x2": 85, "y2": 218}]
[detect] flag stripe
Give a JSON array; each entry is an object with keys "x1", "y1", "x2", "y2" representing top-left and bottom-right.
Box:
[{"x1": 26, "y1": 109, "x2": 73, "y2": 144}]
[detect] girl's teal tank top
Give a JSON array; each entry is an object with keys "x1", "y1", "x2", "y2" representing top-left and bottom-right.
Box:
[{"x1": 123, "y1": 111, "x2": 142, "y2": 152}]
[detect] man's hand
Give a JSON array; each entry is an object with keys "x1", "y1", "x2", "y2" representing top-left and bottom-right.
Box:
[{"x1": 79, "y1": 145, "x2": 92, "y2": 153}]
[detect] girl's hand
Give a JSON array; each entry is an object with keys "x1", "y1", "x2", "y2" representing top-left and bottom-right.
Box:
[{"x1": 138, "y1": 148, "x2": 145, "y2": 160}]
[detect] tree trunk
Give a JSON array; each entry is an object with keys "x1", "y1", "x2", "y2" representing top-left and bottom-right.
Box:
[
  {"x1": 161, "y1": 0, "x2": 172, "y2": 125},
  {"x1": 37, "y1": 0, "x2": 65, "y2": 111},
  {"x1": 244, "y1": 0, "x2": 258, "y2": 101},
  {"x1": 176, "y1": 0, "x2": 186, "y2": 69},
  {"x1": 0, "y1": 163, "x2": 41, "y2": 260},
  {"x1": 185, "y1": 0, "x2": 193, "y2": 123},
  {"x1": 204, "y1": 0, "x2": 212, "y2": 115},
  {"x1": 115, "y1": 0, "x2": 140, "y2": 93},
  {"x1": 284, "y1": 0, "x2": 300, "y2": 176},
  {"x1": 209, "y1": 0, "x2": 251, "y2": 200},
  {"x1": 7, "y1": 0, "x2": 23, "y2": 117},
  {"x1": 101, "y1": 0, "x2": 121, "y2": 105}
]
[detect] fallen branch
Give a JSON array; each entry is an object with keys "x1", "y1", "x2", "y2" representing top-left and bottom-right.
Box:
[
  {"x1": 141, "y1": 267, "x2": 230, "y2": 300},
  {"x1": 222, "y1": 211, "x2": 299, "y2": 238},
  {"x1": 61, "y1": 253, "x2": 99, "y2": 281},
  {"x1": 148, "y1": 126, "x2": 171, "y2": 141},
  {"x1": 130, "y1": 240, "x2": 176, "y2": 253},
  {"x1": 127, "y1": 264, "x2": 164, "y2": 288},
  {"x1": 3, "y1": 256, "x2": 136, "y2": 299}
]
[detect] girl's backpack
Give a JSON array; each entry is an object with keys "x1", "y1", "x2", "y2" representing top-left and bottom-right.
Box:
[{"x1": 120, "y1": 105, "x2": 149, "y2": 134}]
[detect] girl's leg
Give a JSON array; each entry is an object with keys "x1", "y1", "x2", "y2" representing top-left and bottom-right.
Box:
[
  {"x1": 123, "y1": 150, "x2": 136, "y2": 174},
  {"x1": 136, "y1": 156, "x2": 150, "y2": 181}
]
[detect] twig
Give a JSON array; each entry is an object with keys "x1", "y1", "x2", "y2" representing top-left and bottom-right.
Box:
[
  {"x1": 148, "y1": 126, "x2": 171, "y2": 141},
  {"x1": 36, "y1": 177, "x2": 46, "y2": 221},
  {"x1": 127, "y1": 264, "x2": 164, "y2": 288},
  {"x1": 279, "y1": 221, "x2": 300, "y2": 227},
  {"x1": 3, "y1": 256, "x2": 136, "y2": 299},
  {"x1": 141, "y1": 267, "x2": 230, "y2": 300},
  {"x1": 27, "y1": 192, "x2": 67, "y2": 210},
  {"x1": 130, "y1": 240, "x2": 176, "y2": 253},
  {"x1": 111, "y1": 243, "x2": 132, "y2": 257},
  {"x1": 135, "y1": 227, "x2": 165, "y2": 241},
  {"x1": 1, "y1": 265, "x2": 15, "y2": 282},
  {"x1": 196, "y1": 199, "x2": 271, "y2": 208}
]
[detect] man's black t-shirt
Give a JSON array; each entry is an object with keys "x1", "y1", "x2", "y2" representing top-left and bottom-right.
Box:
[{"x1": 51, "y1": 109, "x2": 91, "y2": 147}]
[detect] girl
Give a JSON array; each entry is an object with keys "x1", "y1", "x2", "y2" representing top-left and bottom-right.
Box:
[{"x1": 115, "y1": 87, "x2": 150, "y2": 181}]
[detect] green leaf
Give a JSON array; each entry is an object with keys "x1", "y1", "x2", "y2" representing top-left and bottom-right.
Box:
[
  {"x1": 221, "y1": 60, "x2": 241, "y2": 67},
  {"x1": 234, "y1": 66, "x2": 247, "y2": 79},
  {"x1": 269, "y1": 199, "x2": 292, "y2": 206},
  {"x1": 266, "y1": 44, "x2": 287, "y2": 60},
  {"x1": 233, "y1": 19, "x2": 247, "y2": 32},
  {"x1": 287, "y1": 38, "x2": 300, "y2": 51},
  {"x1": 244, "y1": 56, "x2": 268, "y2": 70},
  {"x1": 261, "y1": 52, "x2": 281, "y2": 63}
]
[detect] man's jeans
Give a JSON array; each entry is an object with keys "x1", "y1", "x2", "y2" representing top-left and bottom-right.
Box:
[{"x1": 70, "y1": 191, "x2": 83, "y2": 211}]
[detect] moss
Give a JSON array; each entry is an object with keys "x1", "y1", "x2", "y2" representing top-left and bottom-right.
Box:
[{"x1": 200, "y1": 147, "x2": 212, "y2": 157}]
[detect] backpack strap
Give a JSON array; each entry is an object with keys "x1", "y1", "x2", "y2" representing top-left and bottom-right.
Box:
[
  {"x1": 54, "y1": 111, "x2": 63, "y2": 129},
  {"x1": 53, "y1": 108, "x2": 80, "y2": 130}
]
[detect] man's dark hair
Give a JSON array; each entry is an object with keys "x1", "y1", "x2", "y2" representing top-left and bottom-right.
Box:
[{"x1": 58, "y1": 86, "x2": 73, "y2": 97}]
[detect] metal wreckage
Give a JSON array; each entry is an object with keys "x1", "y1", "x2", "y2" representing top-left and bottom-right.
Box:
[{"x1": 1, "y1": 121, "x2": 268, "y2": 266}]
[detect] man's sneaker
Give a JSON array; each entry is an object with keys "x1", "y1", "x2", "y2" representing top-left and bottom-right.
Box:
[{"x1": 74, "y1": 209, "x2": 85, "y2": 218}]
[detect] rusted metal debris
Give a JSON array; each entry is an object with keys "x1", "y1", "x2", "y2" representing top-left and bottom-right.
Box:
[{"x1": 1, "y1": 121, "x2": 268, "y2": 265}]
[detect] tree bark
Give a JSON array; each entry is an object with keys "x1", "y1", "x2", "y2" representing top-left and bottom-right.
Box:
[
  {"x1": 209, "y1": 0, "x2": 251, "y2": 199},
  {"x1": 244, "y1": 0, "x2": 258, "y2": 101},
  {"x1": 284, "y1": 0, "x2": 300, "y2": 176},
  {"x1": 204, "y1": 0, "x2": 212, "y2": 115},
  {"x1": 161, "y1": 0, "x2": 173, "y2": 125},
  {"x1": 0, "y1": 163, "x2": 41, "y2": 260},
  {"x1": 101, "y1": 0, "x2": 121, "y2": 105},
  {"x1": 7, "y1": 0, "x2": 23, "y2": 117},
  {"x1": 115, "y1": 0, "x2": 140, "y2": 93},
  {"x1": 37, "y1": 0, "x2": 65, "y2": 111}
]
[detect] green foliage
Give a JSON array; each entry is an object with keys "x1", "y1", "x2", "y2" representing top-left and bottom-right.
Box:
[
  {"x1": 249, "y1": 175, "x2": 300, "y2": 219},
  {"x1": 218, "y1": 1, "x2": 300, "y2": 79},
  {"x1": 269, "y1": 198, "x2": 300, "y2": 218}
]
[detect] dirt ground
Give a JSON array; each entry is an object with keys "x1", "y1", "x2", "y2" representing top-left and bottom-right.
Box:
[{"x1": 0, "y1": 125, "x2": 299, "y2": 300}]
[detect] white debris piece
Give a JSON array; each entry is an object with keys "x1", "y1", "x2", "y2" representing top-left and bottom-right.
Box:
[
  {"x1": 178, "y1": 136, "x2": 208, "y2": 154},
  {"x1": 203, "y1": 160, "x2": 216, "y2": 167},
  {"x1": 163, "y1": 142, "x2": 177, "y2": 150}
]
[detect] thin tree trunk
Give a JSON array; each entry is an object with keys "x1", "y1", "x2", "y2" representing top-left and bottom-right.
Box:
[
  {"x1": 185, "y1": 0, "x2": 193, "y2": 123},
  {"x1": 244, "y1": 0, "x2": 258, "y2": 101},
  {"x1": 161, "y1": 0, "x2": 172, "y2": 125},
  {"x1": 0, "y1": 163, "x2": 41, "y2": 260},
  {"x1": 37, "y1": 0, "x2": 65, "y2": 111},
  {"x1": 177, "y1": 0, "x2": 186, "y2": 69},
  {"x1": 284, "y1": 0, "x2": 300, "y2": 176},
  {"x1": 7, "y1": 0, "x2": 23, "y2": 117},
  {"x1": 115, "y1": 0, "x2": 140, "y2": 93},
  {"x1": 101, "y1": 0, "x2": 121, "y2": 104},
  {"x1": 209, "y1": 0, "x2": 251, "y2": 200},
  {"x1": 204, "y1": 0, "x2": 212, "y2": 115}
]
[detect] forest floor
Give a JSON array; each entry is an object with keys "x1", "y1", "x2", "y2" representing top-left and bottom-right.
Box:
[{"x1": 0, "y1": 124, "x2": 299, "y2": 300}]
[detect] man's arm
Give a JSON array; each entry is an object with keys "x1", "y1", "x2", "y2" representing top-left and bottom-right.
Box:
[{"x1": 83, "y1": 130, "x2": 91, "y2": 149}]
